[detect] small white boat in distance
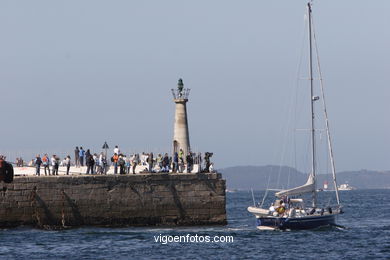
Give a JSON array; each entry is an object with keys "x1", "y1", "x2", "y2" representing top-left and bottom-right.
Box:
[{"x1": 338, "y1": 183, "x2": 356, "y2": 191}]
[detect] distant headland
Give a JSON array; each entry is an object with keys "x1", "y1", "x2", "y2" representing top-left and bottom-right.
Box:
[{"x1": 221, "y1": 165, "x2": 390, "y2": 190}]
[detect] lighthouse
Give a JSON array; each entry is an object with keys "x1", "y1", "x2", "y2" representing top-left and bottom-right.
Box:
[{"x1": 171, "y1": 78, "x2": 191, "y2": 159}]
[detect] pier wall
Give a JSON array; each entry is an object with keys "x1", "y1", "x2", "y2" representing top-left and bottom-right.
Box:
[{"x1": 0, "y1": 173, "x2": 226, "y2": 228}]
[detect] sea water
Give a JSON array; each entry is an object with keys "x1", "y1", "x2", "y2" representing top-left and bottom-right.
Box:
[{"x1": 0, "y1": 190, "x2": 389, "y2": 259}]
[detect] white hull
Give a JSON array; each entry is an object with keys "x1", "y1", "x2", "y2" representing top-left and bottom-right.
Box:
[{"x1": 338, "y1": 184, "x2": 355, "y2": 191}]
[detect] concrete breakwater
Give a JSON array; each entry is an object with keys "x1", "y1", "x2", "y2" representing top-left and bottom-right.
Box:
[{"x1": 0, "y1": 173, "x2": 226, "y2": 228}]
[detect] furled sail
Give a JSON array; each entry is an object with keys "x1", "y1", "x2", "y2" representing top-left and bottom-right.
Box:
[{"x1": 275, "y1": 174, "x2": 315, "y2": 198}]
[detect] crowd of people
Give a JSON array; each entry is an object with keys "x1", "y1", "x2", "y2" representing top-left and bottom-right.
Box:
[
  {"x1": 29, "y1": 154, "x2": 70, "y2": 176},
  {"x1": 12, "y1": 145, "x2": 215, "y2": 177}
]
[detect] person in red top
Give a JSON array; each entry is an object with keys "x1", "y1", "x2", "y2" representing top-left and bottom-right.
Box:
[
  {"x1": 42, "y1": 154, "x2": 50, "y2": 175},
  {"x1": 112, "y1": 153, "x2": 119, "y2": 174}
]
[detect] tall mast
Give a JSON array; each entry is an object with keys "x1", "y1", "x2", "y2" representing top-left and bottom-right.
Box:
[
  {"x1": 308, "y1": 2, "x2": 317, "y2": 207},
  {"x1": 311, "y1": 12, "x2": 341, "y2": 206}
]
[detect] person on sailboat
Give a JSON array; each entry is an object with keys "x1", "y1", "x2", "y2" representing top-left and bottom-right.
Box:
[
  {"x1": 269, "y1": 203, "x2": 277, "y2": 216},
  {"x1": 275, "y1": 200, "x2": 286, "y2": 216},
  {"x1": 281, "y1": 195, "x2": 290, "y2": 207},
  {"x1": 269, "y1": 203, "x2": 275, "y2": 212}
]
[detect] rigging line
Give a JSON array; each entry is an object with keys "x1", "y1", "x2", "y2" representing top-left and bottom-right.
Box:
[
  {"x1": 286, "y1": 165, "x2": 291, "y2": 190},
  {"x1": 275, "y1": 85, "x2": 297, "y2": 188},
  {"x1": 326, "y1": 128, "x2": 330, "y2": 186},
  {"x1": 311, "y1": 15, "x2": 341, "y2": 206},
  {"x1": 302, "y1": 135, "x2": 312, "y2": 178},
  {"x1": 316, "y1": 135, "x2": 321, "y2": 175},
  {"x1": 295, "y1": 12, "x2": 309, "y2": 115},
  {"x1": 294, "y1": 11, "x2": 312, "y2": 175},
  {"x1": 264, "y1": 166, "x2": 272, "y2": 191},
  {"x1": 275, "y1": 7, "x2": 309, "y2": 190},
  {"x1": 260, "y1": 188, "x2": 269, "y2": 208},
  {"x1": 293, "y1": 7, "x2": 312, "y2": 181},
  {"x1": 259, "y1": 166, "x2": 272, "y2": 210},
  {"x1": 251, "y1": 188, "x2": 256, "y2": 206}
]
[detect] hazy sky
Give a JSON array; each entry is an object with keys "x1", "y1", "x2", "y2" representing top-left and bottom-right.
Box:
[{"x1": 0, "y1": 0, "x2": 389, "y2": 171}]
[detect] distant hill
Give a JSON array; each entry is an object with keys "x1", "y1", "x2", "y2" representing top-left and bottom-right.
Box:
[{"x1": 219, "y1": 165, "x2": 390, "y2": 190}]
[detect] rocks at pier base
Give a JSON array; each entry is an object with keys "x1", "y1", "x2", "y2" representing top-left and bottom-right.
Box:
[{"x1": 0, "y1": 173, "x2": 226, "y2": 228}]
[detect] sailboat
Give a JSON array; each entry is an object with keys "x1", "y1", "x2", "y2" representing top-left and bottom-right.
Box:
[{"x1": 247, "y1": 2, "x2": 343, "y2": 230}]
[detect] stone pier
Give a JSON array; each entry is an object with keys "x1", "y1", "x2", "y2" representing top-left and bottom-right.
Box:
[{"x1": 0, "y1": 173, "x2": 226, "y2": 228}]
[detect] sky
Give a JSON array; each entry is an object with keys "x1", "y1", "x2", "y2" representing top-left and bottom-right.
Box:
[{"x1": 0, "y1": 0, "x2": 389, "y2": 171}]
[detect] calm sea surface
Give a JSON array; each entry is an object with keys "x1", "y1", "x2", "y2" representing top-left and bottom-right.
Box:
[{"x1": 0, "y1": 189, "x2": 389, "y2": 259}]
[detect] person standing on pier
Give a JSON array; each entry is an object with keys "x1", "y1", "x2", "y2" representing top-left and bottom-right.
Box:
[
  {"x1": 101, "y1": 156, "x2": 107, "y2": 174},
  {"x1": 118, "y1": 154, "x2": 126, "y2": 174},
  {"x1": 99, "y1": 153, "x2": 107, "y2": 174},
  {"x1": 35, "y1": 155, "x2": 42, "y2": 176},
  {"x1": 172, "y1": 152, "x2": 178, "y2": 173},
  {"x1": 74, "y1": 147, "x2": 80, "y2": 167},
  {"x1": 178, "y1": 149, "x2": 184, "y2": 173},
  {"x1": 157, "y1": 154, "x2": 163, "y2": 170},
  {"x1": 0, "y1": 155, "x2": 14, "y2": 183},
  {"x1": 51, "y1": 155, "x2": 59, "y2": 175},
  {"x1": 197, "y1": 153, "x2": 202, "y2": 173},
  {"x1": 93, "y1": 153, "x2": 99, "y2": 173},
  {"x1": 114, "y1": 145, "x2": 120, "y2": 155},
  {"x1": 148, "y1": 152, "x2": 154, "y2": 172},
  {"x1": 186, "y1": 153, "x2": 193, "y2": 173},
  {"x1": 125, "y1": 155, "x2": 131, "y2": 174},
  {"x1": 85, "y1": 149, "x2": 91, "y2": 163},
  {"x1": 179, "y1": 149, "x2": 184, "y2": 164},
  {"x1": 65, "y1": 155, "x2": 71, "y2": 175},
  {"x1": 42, "y1": 154, "x2": 50, "y2": 175},
  {"x1": 79, "y1": 147, "x2": 85, "y2": 166},
  {"x1": 131, "y1": 154, "x2": 138, "y2": 174},
  {"x1": 86, "y1": 153, "x2": 94, "y2": 174},
  {"x1": 162, "y1": 153, "x2": 170, "y2": 172},
  {"x1": 204, "y1": 152, "x2": 213, "y2": 173},
  {"x1": 112, "y1": 153, "x2": 119, "y2": 174},
  {"x1": 209, "y1": 163, "x2": 215, "y2": 173},
  {"x1": 98, "y1": 152, "x2": 104, "y2": 174}
]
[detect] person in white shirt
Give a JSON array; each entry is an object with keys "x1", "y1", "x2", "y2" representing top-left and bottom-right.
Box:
[
  {"x1": 141, "y1": 152, "x2": 148, "y2": 166},
  {"x1": 51, "y1": 155, "x2": 59, "y2": 175},
  {"x1": 93, "y1": 153, "x2": 99, "y2": 174},
  {"x1": 209, "y1": 163, "x2": 215, "y2": 173},
  {"x1": 51, "y1": 155, "x2": 56, "y2": 173},
  {"x1": 131, "y1": 154, "x2": 138, "y2": 174},
  {"x1": 113, "y1": 146, "x2": 120, "y2": 155},
  {"x1": 98, "y1": 152, "x2": 104, "y2": 174}
]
